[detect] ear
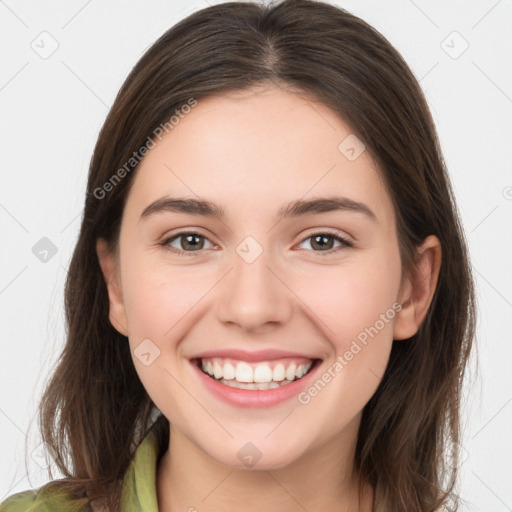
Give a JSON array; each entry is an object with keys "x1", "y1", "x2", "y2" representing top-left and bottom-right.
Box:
[
  {"x1": 393, "y1": 235, "x2": 442, "y2": 340},
  {"x1": 96, "y1": 238, "x2": 129, "y2": 337}
]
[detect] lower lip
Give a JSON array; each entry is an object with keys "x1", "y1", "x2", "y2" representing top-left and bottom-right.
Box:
[{"x1": 191, "y1": 359, "x2": 321, "y2": 408}]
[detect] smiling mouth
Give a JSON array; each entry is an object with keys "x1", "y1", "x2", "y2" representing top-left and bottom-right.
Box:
[{"x1": 193, "y1": 357, "x2": 321, "y2": 390}]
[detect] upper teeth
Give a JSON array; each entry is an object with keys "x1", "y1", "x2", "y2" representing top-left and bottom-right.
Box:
[{"x1": 200, "y1": 358, "x2": 313, "y2": 383}]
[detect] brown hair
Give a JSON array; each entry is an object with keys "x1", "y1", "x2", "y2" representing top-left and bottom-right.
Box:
[{"x1": 29, "y1": 1, "x2": 475, "y2": 510}]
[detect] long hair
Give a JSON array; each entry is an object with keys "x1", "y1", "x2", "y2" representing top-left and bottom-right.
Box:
[{"x1": 32, "y1": 1, "x2": 476, "y2": 510}]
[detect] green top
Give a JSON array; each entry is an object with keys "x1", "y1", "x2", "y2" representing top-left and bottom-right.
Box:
[
  {"x1": 0, "y1": 428, "x2": 162, "y2": 512},
  {"x1": 0, "y1": 429, "x2": 451, "y2": 512}
]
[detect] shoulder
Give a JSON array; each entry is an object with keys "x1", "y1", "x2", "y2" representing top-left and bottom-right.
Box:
[
  {"x1": 0, "y1": 490, "x2": 37, "y2": 512},
  {"x1": 0, "y1": 484, "x2": 90, "y2": 512}
]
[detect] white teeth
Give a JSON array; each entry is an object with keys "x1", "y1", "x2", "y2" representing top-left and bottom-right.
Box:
[
  {"x1": 296, "y1": 364, "x2": 306, "y2": 378},
  {"x1": 272, "y1": 363, "x2": 285, "y2": 381},
  {"x1": 223, "y1": 362, "x2": 235, "y2": 380},
  {"x1": 213, "y1": 361, "x2": 223, "y2": 379},
  {"x1": 200, "y1": 358, "x2": 314, "y2": 385},
  {"x1": 235, "y1": 361, "x2": 253, "y2": 383},
  {"x1": 286, "y1": 363, "x2": 297, "y2": 381},
  {"x1": 218, "y1": 379, "x2": 289, "y2": 390},
  {"x1": 253, "y1": 364, "x2": 273, "y2": 383}
]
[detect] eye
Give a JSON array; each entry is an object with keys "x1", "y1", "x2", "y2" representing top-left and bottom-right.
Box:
[
  {"x1": 161, "y1": 232, "x2": 215, "y2": 255},
  {"x1": 297, "y1": 231, "x2": 353, "y2": 255},
  {"x1": 160, "y1": 230, "x2": 353, "y2": 256}
]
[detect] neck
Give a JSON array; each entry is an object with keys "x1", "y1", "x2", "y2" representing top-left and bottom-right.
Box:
[{"x1": 156, "y1": 422, "x2": 374, "y2": 512}]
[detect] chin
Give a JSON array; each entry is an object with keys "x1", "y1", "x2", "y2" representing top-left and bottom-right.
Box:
[{"x1": 204, "y1": 437, "x2": 309, "y2": 471}]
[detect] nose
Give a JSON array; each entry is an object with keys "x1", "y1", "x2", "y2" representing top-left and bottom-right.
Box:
[{"x1": 215, "y1": 244, "x2": 293, "y2": 333}]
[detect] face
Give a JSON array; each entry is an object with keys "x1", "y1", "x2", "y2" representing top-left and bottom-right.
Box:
[{"x1": 97, "y1": 84, "x2": 436, "y2": 471}]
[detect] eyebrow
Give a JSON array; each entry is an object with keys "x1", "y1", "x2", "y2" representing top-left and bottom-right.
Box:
[{"x1": 139, "y1": 195, "x2": 378, "y2": 223}]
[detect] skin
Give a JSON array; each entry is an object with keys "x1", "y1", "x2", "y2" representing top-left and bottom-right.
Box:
[{"x1": 97, "y1": 84, "x2": 441, "y2": 512}]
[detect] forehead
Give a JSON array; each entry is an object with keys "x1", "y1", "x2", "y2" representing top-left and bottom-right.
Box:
[{"x1": 124, "y1": 85, "x2": 394, "y2": 227}]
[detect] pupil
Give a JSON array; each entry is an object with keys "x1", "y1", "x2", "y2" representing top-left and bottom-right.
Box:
[
  {"x1": 183, "y1": 234, "x2": 202, "y2": 250},
  {"x1": 312, "y1": 235, "x2": 333, "y2": 250}
]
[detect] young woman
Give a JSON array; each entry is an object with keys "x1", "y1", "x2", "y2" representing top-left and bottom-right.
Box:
[{"x1": 0, "y1": 1, "x2": 475, "y2": 511}]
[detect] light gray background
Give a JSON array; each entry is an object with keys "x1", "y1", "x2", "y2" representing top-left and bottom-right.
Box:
[{"x1": 1, "y1": 1, "x2": 511, "y2": 510}]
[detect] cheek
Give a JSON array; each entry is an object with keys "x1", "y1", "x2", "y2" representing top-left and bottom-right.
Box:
[
  {"x1": 291, "y1": 253, "x2": 401, "y2": 417},
  {"x1": 120, "y1": 262, "x2": 209, "y2": 410},
  {"x1": 296, "y1": 256, "x2": 401, "y2": 350},
  {"x1": 122, "y1": 258, "x2": 207, "y2": 340},
  {"x1": 293, "y1": 275, "x2": 399, "y2": 432}
]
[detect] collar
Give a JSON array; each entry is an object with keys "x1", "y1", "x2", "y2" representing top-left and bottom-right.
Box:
[{"x1": 120, "y1": 427, "x2": 164, "y2": 511}]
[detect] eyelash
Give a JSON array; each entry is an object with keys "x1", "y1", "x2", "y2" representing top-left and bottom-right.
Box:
[{"x1": 159, "y1": 230, "x2": 354, "y2": 257}]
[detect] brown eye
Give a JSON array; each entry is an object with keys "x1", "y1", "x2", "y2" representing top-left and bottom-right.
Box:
[
  {"x1": 298, "y1": 232, "x2": 353, "y2": 254},
  {"x1": 162, "y1": 232, "x2": 214, "y2": 254}
]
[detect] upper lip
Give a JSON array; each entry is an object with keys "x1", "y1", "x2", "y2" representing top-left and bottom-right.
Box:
[{"x1": 191, "y1": 348, "x2": 320, "y2": 362}]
